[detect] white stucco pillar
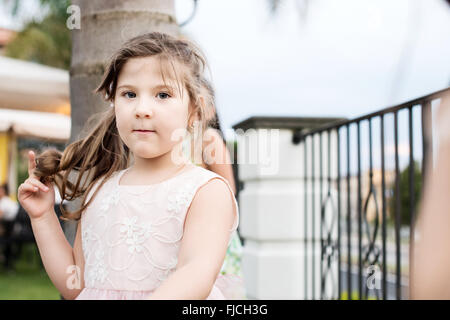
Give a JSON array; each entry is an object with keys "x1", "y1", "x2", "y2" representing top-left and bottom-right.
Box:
[{"x1": 232, "y1": 117, "x2": 343, "y2": 300}]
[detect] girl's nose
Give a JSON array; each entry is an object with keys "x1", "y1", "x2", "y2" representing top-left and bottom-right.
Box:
[
  {"x1": 135, "y1": 109, "x2": 153, "y2": 118},
  {"x1": 135, "y1": 102, "x2": 154, "y2": 118}
]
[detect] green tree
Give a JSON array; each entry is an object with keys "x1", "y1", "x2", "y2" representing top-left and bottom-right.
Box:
[
  {"x1": 4, "y1": 0, "x2": 71, "y2": 69},
  {"x1": 389, "y1": 161, "x2": 422, "y2": 226}
]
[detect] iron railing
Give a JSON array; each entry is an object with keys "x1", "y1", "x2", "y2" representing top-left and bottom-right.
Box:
[{"x1": 295, "y1": 87, "x2": 450, "y2": 300}]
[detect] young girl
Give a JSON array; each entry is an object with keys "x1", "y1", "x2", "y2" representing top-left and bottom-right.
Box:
[{"x1": 17, "y1": 32, "x2": 245, "y2": 300}]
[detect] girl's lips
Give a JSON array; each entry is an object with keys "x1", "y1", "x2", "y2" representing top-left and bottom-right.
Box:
[{"x1": 133, "y1": 130, "x2": 156, "y2": 134}]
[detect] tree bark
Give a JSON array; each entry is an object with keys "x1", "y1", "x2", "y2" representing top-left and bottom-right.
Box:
[{"x1": 65, "y1": 0, "x2": 179, "y2": 245}]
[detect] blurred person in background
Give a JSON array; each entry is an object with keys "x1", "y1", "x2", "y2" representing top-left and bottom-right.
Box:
[
  {"x1": 412, "y1": 87, "x2": 450, "y2": 299},
  {"x1": 0, "y1": 183, "x2": 19, "y2": 221},
  {"x1": 0, "y1": 183, "x2": 19, "y2": 270},
  {"x1": 412, "y1": 0, "x2": 450, "y2": 300}
]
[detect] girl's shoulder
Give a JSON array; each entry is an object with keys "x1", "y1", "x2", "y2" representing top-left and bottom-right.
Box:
[
  {"x1": 191, "y1": 166, "x2": 235, "y2": 195},
  {"x1": 180, "y1": 165, "x2": 235, "y2": 198},
  {"x1": 161, "y1": 164, "x2": 238, "y2": 219},
  {"x1": 187, "y1": 166, "x2": 239, "y2": 234}
]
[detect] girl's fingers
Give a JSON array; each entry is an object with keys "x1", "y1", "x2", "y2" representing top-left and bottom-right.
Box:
[
  {"x1": 19, "y1": 183, "x2": 39, "y2": 194},
  {"x1": 28, "y1": 150, "x2": 37, "y2": 178},
  {"x1": 26, "y1": 178, "x2": 50, "y2": 192}
]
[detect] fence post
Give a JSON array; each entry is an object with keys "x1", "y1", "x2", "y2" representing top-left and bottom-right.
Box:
[{"x1": 232, "y1": 116, "x2": 344, "y2": 299}]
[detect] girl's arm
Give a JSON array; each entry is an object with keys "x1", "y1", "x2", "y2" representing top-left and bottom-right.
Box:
[
  {"x1": 18, "y1": 151, "x2": 84, "y2": 300},
  {"x1": 147, "y1": 178, "x2": 236, "y2": 299},
  {"x1": 30, "y1": 211, "x2": 84, "y2": 299}
]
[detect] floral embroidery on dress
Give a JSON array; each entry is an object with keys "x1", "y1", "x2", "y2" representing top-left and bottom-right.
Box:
[
  {"x1": 99, "y1": 188, "x2": 120, "y2": 212},
  {"x1": 82, "y1": 224, "x2": 94, "y2": 255},
  {"x1": 119, "y1": 216, "x2": 151, "y2": 254},
  {"x1": 85, "y1": 247, "x2": 108, "y2": 287},
  {"x1": 167, "y1": 181, "x2": 196, "y2": 215}
]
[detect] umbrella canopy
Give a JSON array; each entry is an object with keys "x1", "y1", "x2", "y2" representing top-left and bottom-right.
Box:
[
  {"x1": 0, "y1": 56, "x2": 70, "y2": 115},
  {"x1": 0, "y1": 108, "x2": 70, "y2": 142}
]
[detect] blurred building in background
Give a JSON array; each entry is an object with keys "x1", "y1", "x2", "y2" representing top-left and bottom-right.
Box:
[
  {"x1": 0, "y1": 27, "x2": 16, "y2": 55},
  {"x1": 0, "y1": 26, "x2": 70, "y2": 200}
]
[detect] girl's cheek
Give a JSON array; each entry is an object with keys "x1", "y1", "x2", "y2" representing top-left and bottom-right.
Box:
[
  {"x1": 156, "y1": 123, "x2": 176, "y2": 143},
  {"x1": 115, "y1": 119, "x2": 129, "y2": 140}
]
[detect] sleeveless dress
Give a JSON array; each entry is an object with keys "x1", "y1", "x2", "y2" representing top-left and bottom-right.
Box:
[{"x1": 75, "y1": 164, "x2": 246, "y2": 300}]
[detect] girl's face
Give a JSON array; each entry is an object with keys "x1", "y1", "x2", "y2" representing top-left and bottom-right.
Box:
[{"x1": 114, "y1": 55, "x2": 191, "y2": 161}]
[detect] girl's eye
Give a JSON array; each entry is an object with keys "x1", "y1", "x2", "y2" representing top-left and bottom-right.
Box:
[
  {"x1": 123, "y1": 91, "x2": 136, "y2": 99},
  {"x1": 157, "y1": 92, "x2": 171, "y2": 99}
]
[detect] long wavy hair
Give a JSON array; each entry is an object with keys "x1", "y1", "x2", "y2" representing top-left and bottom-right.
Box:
[{"x1": 33, "y1": 32, "x2": 216, "y2": 221}]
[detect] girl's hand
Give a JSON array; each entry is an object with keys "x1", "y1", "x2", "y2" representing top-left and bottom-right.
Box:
[{"x1": 18, "y1": 150, "x2": 55, "y2": 220}]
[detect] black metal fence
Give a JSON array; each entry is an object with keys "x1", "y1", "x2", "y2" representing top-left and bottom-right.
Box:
[{"x1": 296, "y1": 87, "x2": 450, "y2": 300}]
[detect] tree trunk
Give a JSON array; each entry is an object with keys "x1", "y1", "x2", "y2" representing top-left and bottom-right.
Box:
[{"x1": 65, "y1": 0, "x2": 179, "y2": 245}]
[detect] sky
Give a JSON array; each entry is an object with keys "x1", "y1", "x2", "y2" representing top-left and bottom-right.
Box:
[
  {"x1": 0, "y1": 0, "x2": 44, "y2": 30},
  {"x1": 175, "y1": 0, "x2": 450, "y2": 140},
  {"x1": 1, "y1": 0, "x2": 449, "y2": 142}
]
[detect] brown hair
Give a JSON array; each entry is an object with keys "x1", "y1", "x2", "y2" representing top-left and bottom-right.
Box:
[{"x1": 33, "y1": 32, "x2": 216, "y2": 221}]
